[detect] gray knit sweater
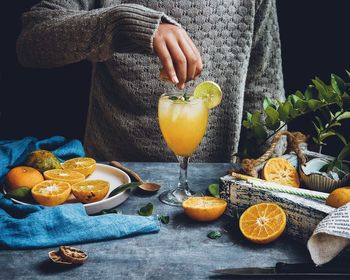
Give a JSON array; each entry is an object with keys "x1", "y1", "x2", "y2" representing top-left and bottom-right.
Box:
[{"x1": 17, "y1": 0, "x2": 284, "y2": 162}]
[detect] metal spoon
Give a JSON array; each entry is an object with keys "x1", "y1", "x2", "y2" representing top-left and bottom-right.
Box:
[{"x1": 110, "y1": 161, "x2": 161, "y2": 192}]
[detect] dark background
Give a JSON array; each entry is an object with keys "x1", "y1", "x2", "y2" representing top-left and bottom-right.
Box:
[{"x1": 1, "y1": 1, "x2": 349, "y2": 157}]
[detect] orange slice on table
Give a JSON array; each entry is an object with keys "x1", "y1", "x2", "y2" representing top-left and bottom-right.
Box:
[
  {"x1": 62, "y1": 157, "x2": 96, "y2": 177},
  {"x1": 182, "y1": 196, "x2": 227, "y2": 222},
  {"x1": 262, "y1": 157, "x2": 300, "y2": 187},
  {"x1": 239, "y1": 202, "x2": 287, "y2": 244},
  {"x1": 44, "y1": 169, "x2": 85, "y2": 184},
  {"x1": 31, "y1": 180, "x2": 71, "y2": 206},
  {"x1": 71, "y1": 180, "x2": 110, "y2": 204}
]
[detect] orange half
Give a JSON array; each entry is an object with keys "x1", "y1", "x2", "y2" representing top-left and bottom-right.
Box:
[
  {"x1": 239, "y1": 202, "x2": 287, "y2": 244},
  {"x1": 262, "y1": 157, "x2": 300, "y2": 187},
  {"x1": 31, "y1": 180, "x2": 71, "y2": 206},
  {"x1": 182, "y1": 196, "x2": 227, "y2": 222}
]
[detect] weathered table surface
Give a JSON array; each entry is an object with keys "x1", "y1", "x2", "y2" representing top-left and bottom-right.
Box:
[{"x1": 0, "y1": 162, "x2": 325, "y2": 279}]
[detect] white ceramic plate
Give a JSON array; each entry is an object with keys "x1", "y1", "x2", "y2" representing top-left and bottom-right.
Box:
[{"x1": 2, "y1": 163, "x2": 131, "y2": 215}]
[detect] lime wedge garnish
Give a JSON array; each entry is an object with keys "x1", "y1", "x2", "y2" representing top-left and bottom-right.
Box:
[{"x1": 193, "y1": 81, "x2": 222, "y2": 109}]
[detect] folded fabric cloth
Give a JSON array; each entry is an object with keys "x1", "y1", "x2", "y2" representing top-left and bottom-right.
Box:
[
  {"x1": 0, "y1": 193, "x2": 160, "y2": 249},
  {"x1": 307, "y1": 203, "x2": 350, "y2": 266},
  {"x1": 0, "y1": 136, "x2": 85, "y2": 183}
]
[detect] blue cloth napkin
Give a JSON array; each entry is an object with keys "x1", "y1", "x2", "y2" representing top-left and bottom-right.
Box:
[
  {"x1": 0, "y1": 193, "x2": 160, "y2": 249},
  {"x1": 0, "y1": 136, "x2": 85, "y2": 183}
]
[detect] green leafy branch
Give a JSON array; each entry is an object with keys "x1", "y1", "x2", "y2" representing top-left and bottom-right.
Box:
[{"x1": 240, "y1": 72, "x2": 350, "y2": 168}]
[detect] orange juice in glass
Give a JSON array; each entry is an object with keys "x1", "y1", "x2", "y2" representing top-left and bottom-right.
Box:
[
  {"x1": 158, "y1": 92, "x2": 208, "y2": 206},
  {"x1": 158, "y1": 81, "x2": 222, "y2": 206}
]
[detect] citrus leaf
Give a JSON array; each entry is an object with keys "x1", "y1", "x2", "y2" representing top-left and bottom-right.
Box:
[
  {"x1": 304, "y1": 86, "x2": 315, "y2": 100},
  {"x1": 263, "y1": 97, "x2": 275, "y2": 110},
  {"x1": 295, "y1": 99, "x2": 308, "y2": 111},
  {"x1": 108, "y1": 182, "x2": 141, "y2": 198},
  {"x1": 138, "y1": 203, "x2": 154, "y2": 216},
  {"x1": 335, "y1": 132, "x2": 348, "y2": 145},
  {"x1": 290, "y1": 94, "x2": 301, "y2": 105},
  {"x1": 207, "y1": 231, "x2": 222, "y2": 239},
  {"x1": 208, "y1": 183, "x2": 219, "y2": 198},
  {"x1": 308, "y1": 99, "x2": 323, "y2": 111},
  {"x1": 242, "y1": 120, "x2": 251, "y2": 128},
  {"x1": 315, "y1": 116, "x2": 324, "y2": 129},
  {"x1": 331, "y1": 74, "x2": 346, "y2": 95},
  {"x1": 313, "y1": 78, "x2": 332, "y2": 101},
  {"x1": 253, "y1": 124, "x2": 268, "y2": 139},
  {"x1": 265, "y1": 107, "x2": 279, "y2": 123},
  {"x1": 246, "y1": 112, "x2": 252, "y2": 122},
  {"x1": 158, "y1": 215, "x2": 170, "y2": 224},
  {"x1": 337, "y1": 111, "x2": 350, "y2": 121},
  {"x1": 251, "y1": 111, "x2": 261, "y2": 126},
  {"x1": 5, "y1": 187, "x2": 32, "y2": 201},
  {"x1": 319, "y1": 131, "x2": 336, "y2": 141},
  {"x1": 337, "y1": 144, "x2": 350, "y2": 161},
  {"x1": 295, "y1": 90, "x2": 304, "y2": 99}
]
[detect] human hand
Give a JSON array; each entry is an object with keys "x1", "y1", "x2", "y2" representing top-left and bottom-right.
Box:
[{"x1": 153, "y1": 23, "x2": 203, "y2": 90}]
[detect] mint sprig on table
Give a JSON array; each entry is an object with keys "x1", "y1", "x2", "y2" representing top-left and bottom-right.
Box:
[
  {"x1": 207, "y1": 231, "x2": 222, "y2": 239},
  {"x1": 138, "y1": 203, "x2": 154, "y2": 216},
  {"x1": 208, "y1": 183, "x2": 219, "y2": 198}
]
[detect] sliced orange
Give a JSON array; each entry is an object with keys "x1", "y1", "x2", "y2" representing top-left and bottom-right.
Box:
[
  {"x1": 262, "y1": 157, "x2": 300, "y2": 187},
  {"x1": 43, "y1": 169, "x2": 85, "y2": 184},
  {"x1": 62, "y1": 157, "x2": 96, "y2": 177},
  {"x1": 71, "y1": 180, "x2": 110, "y2": 204},
  {"x1": 31, "y1": 180, "x2": 71, "y2": 206},
  {"x1": 239, "y1": 202, "x2": 286, "y2": 244},
  {"x1": 182, "y1": 196, "x2": 227, "y2": 222}
]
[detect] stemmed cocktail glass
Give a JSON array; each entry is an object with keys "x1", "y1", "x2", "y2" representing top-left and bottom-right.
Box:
[{"x1": 158, "y1": 84, "x2": 219, "y2": 206}]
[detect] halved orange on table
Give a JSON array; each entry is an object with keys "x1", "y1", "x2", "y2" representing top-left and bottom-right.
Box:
[
  {"x1": 182, "y1": 196, "x2": 227, "y2": 222},
  {"x1": 31, "y1": 180, "x2": 71, "y2": 206},
  {"x1": 262, "y1": 157, "x2": 300, "y2": 187},
  {"x1": 44, "y1": 169, "x2": 85, "y2": 184},
  {"x1": 62, "y1": 157, "x2": 96, "y2": 177},
  {"x1": 71, "y1": 180, "x2": 110, "y2": 204},
  {"x1": 239, "y1": 202, "x2": 286, "y2": 244}
]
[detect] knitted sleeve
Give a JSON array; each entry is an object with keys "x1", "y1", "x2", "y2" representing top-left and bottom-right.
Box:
[
  {"x1": 16, "y1": 0, "x2": 176, "y2": 68},
  {"x1": 243, "y1": 0, "x2": 285, "y2": 114}
]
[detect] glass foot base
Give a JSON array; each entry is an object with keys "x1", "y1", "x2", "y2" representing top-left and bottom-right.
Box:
[{"x1": 159, "y1": 188, "x2": 199, "y2": 206}]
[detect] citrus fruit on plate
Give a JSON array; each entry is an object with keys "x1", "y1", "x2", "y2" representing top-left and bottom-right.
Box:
[
  {"x1": 326, "y1": 187, "x2": 350, "y2": 208},
  {"x1": 182, "y1": 196, "x2": 227, "y2": 222},
  {"x1": 31, "y1": 180, "x2": 71, "y2": 206},
  {"x1": 262, "y1": 157, "x2": 300, "y2": 188},
  {"x1": 193, "y1": 81, "x2": 222, "y2": 109},
  {"x1": 5, "y1": 166, "x2": 44, "y2": 190},
  {"x1": 44, "y1": 169, "x2": 85, "y2": 184},
  {"x1": 71, "y1": 180, "x2": 110, "y2": 204},
  {"x1": 239, "y1": 202, "x2": 286, "y2": 244},
  {"x1": 24, "y1": 150, "x2": 61, "y2": 173},
  {"x1": 3, "y1": 163, "x2": 131, "y2": 215},
  {"x1": 62, "y1": 157, "x2": 96, "y2": 177}
]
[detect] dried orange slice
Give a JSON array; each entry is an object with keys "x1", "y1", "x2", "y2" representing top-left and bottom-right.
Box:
[
  {"x1": 44, "y1": 169, "x2": 85, "y2": 184},
  {"x1": 262, "y1": 157, "x2": 300, "y2": 187},
  {"x1": 71, "y1": 180, "x2": 109, "y2": 204},
  {"x1": 31, "y1": 180, "x2": 71, "y2": 206},
  {"x1": 62, "y1": 157, "x2": 96, "y2": 177},
  {"x1": 239, "y1": 202, "x2": 286, "y2": 244},
  {"x1": 182, "y1": 196, "x2": 227, "y2": 222}
]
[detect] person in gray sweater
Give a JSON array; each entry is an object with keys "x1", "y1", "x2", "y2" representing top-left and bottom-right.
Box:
[{"x1": 17, "y1": 0, "x2": 285, "y2": 162}]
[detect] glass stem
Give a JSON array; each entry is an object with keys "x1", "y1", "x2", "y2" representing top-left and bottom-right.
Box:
[{"x1": 177, "y1": 156, "x2": 191, "y2": 195}]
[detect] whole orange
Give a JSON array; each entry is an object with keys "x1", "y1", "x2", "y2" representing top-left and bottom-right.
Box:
[
  {"x1": 326, "y1": 187, "x2": 350, "y2": 208},
  {"x1": 5, "y1": 166, "x2": 44, "y2": 190}
]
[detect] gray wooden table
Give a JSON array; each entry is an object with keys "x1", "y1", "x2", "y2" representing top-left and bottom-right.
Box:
[{"x1": 0, "y1": 162, "x2": 314, "y2": 279}]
